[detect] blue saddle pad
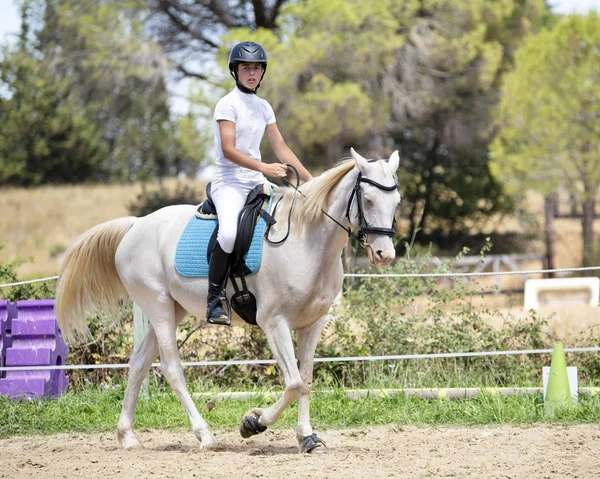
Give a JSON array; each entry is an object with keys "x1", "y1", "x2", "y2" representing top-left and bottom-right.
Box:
[{"x1": 174, "y1": 191, "x2": 274, "y2": 278}]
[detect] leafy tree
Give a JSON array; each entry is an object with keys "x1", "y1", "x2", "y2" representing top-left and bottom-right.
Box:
[
  {"x1": 268, "y1": 0, "x2": 412, "y2": 165},
  {"x1": 0, "y1": 0, "x2": 200, "y2": 185},
  {"x1": 0, "y1": 3, "x2": 107, "y2": 185},
  {"x1": 491, "y1": 12, "x2": 600, "y2": 266},
  {"x1": 382, "y1": 0, "x2": 548, "y2": 240},
  {"x1": 145, "y1": 0, "x2": 292, "y2": 80},
  {"x1": 37, "y1": 0, "x2": 181, "y2": 181},
  {"x1": 0, "y1": 48, "x2": 108, "y2": 185}
]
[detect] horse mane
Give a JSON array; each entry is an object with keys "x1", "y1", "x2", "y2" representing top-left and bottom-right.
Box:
[{"x1": 275, "y1": 158, "x2": 356, "y2": 235}]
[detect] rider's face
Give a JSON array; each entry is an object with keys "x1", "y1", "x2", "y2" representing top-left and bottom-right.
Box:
[{"x1": 237, "y1": 63, "x2": 264, "y2": 90}]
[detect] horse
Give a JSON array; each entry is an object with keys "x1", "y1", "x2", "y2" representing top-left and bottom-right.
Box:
[{"x1": 55, "y1": 148, "x2": 401, "y2": 453}]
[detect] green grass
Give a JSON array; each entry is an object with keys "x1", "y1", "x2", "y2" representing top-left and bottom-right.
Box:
[{"x1": 2, "y1": 384, "x2": 600, "y2": 439}]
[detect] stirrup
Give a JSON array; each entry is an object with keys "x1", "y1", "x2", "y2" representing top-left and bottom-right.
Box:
[{"x1": 207, "y1": 295, "x2": 232, "y2": 326}]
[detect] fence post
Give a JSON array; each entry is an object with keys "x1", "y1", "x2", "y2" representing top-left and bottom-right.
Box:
[{"x1": 133, "y1": 303, "x2": 150, "y2": 396}]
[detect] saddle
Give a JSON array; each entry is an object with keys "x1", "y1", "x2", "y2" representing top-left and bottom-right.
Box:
[{"x1": 198, "y1": 183, "x2": 276, "y2": 325}]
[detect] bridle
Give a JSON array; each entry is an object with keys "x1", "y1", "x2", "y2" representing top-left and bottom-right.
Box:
[
  {"x1": 344, "y1": 170, "x2": 398, "y2": 246},
  {"x1": 267, "y1": 163, "x2": 399, "y2": 248},
  {"x1": 325, "y1": 168, "x2": 398, "y2": 247}
]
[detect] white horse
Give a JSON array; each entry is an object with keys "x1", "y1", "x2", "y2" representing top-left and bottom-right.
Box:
[{"x1": 55, "y1": 148, "x2": 401, "y2": 453}]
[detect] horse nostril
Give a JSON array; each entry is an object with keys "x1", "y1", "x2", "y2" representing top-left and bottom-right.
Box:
[{"x1": 376, "y1": 250, "x2": 384, "y2": 260}]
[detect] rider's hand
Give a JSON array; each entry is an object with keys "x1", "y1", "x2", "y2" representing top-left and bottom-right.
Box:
[{"x1": 262, "y1": 163, "x2": 288, "y2": 178}]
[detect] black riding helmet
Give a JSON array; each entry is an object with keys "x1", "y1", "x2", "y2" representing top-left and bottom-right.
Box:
[{"x1": 228, "y1": 42, "x2": 267, "y2": 94}]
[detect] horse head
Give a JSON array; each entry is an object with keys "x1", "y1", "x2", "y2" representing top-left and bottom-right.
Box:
[{"x1": 349, "y1": 148, "x2": 401, "y2": 267}]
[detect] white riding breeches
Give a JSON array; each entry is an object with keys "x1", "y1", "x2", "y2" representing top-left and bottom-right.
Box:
[{"x1": 210, "y1": 181, "x2": 258, "y2": 254}]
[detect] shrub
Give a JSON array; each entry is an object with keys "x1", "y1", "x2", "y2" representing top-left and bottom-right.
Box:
[
  {"x1": 0, "y1": 259, "x2": 55, "y2": 301},
  {"x1": 314, "y1": 243, "x2": 557, "y2": 388},
  {"x1": 127, "y1": 182, "x2": 204, "y2": 217}
]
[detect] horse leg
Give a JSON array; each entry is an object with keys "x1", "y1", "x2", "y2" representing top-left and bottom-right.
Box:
[
  {"x1": 240, "y1": 319, "x2": 305, "y2": 438},
  {"x1": 117, "y1": 327, "x2": 159, "y2": 449},
  {"x1": 295, "y1": 316, "x2": 327, "y2": 454},
  {"x1": 142, "y1": 299, "x2": 219, "y2": 449},
  {"x1": 116, "y1": 303, "x2": 187, "y2": 449}
]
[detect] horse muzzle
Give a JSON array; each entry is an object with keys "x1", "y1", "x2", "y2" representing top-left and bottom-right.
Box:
[{"x1": 366, "y1": 239, "x2": 396, "y2": 267}]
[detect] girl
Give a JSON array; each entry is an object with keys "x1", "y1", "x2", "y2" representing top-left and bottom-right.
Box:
[{"x1": 207, "y1": 41, "x2": 312, "y2": 323}]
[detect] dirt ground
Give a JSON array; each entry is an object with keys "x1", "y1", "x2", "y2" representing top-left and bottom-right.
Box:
[{"x1": 2, "y1": 425, "x2": 599, "y2": 479}]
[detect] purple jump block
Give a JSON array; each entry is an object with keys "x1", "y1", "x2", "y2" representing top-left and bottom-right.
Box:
[
  {"x1": 0, "y1": 300, "x2": 17, "y2": 371},
  {"x1": 0, "y1": 299, "x2": 69, "y2": 400}
]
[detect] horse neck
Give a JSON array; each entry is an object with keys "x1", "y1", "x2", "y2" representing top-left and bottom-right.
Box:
[
  {"x1": 315, "y1": 166, "x2": 358, "y2": 260},
  {"x1": 273, "y1": 165, "x2": 357, "y2": 274}
]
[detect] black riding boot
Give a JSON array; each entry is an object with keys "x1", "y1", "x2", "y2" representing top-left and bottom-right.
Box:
[{"x1": 206, "y1": 243, "x2": 231, "y2": 324}]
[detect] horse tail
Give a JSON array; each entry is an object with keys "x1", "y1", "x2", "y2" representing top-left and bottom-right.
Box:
[{"x1": 55, "y1": 217, "x2": 137, "y2": 342}]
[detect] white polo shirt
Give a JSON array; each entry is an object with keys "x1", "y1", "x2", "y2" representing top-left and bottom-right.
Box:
[{"x1": 213, "y1": 87, "x2": 276, "y2": 186}]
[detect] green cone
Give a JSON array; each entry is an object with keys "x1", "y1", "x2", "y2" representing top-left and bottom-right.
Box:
[{"x1": 545, "y1": 342, "x2": 572, "y2": 410}]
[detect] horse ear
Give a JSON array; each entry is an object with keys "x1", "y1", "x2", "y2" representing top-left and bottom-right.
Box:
[
  {"x1": 388, "y1": 150, "x2": 400, "y2": 172},
  {"x1": 350, "y1": 147, "x2": 369, "y2": 171}
]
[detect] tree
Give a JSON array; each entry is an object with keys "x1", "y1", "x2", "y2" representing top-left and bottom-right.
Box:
[
  {"x1": 0, "y1": 3, "x2": 107, "y2": 185},
  {"x1": 381, "y1": 0, "x2": 548, "y2": 239},
  {"x1": 491, "y1": 13, "x2": 600, "y2": 267},
  {"x1": 145, "y1": 0, "x2": 291, "y2": 80},
  {"x1": 37, "y1": 0, "x2": 180, "y2": 181},
  {"x1": 249, "y1": 0, "x2": 411, "y2": 166},
  {"x1": 0, "y1": 0, "x2": 198, "y2": 185}
]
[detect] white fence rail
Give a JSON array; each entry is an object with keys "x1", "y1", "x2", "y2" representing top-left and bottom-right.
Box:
[
  {"x1": 2, "y1": 347, "x2": 600, "y2": 372},
  {"x1": 2, "y1": 264, "x2": 600, "y2": 374}
]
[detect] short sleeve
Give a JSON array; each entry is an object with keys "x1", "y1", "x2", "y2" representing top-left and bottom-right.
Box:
[
  {"x1": 264, "y1": 101, "x2": 276, "y2": 125},
  {"x1": 214, "y1": 96, "x2": 237, "y2": 122}
]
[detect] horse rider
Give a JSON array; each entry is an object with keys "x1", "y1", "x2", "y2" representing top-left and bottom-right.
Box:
[{"x1": 206, "y1": 41, "x2": 313, "y2": 324}]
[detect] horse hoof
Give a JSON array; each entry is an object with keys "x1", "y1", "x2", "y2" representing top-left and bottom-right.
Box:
[
  {"x1": 200, "y1": 438, "x2": 224, "y2": 451},
  {"x1": 300, "y1": 433, "x2": 327, "y2": 454},
  {"x1": 240, "y1": 413, "x2": 267, "y2": 438},
  {"x1": 117, "y1": 430, "x2": 144, "y2": 450}
]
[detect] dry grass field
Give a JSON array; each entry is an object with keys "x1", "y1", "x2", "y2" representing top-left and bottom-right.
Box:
[{"x1": 0, "y1": 178, "x2": 204, "y2": 278}]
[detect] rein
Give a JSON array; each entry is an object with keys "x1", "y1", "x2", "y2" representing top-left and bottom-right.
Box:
[
  {"x1": 265, "y1": 166, "x2": 301, "y2": 245},
  {"x1": 266, "y1": 162, "x2": 398, "y2": 248}
]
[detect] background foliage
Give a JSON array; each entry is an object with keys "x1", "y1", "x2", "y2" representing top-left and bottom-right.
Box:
[
  {"x1": 0, "y1": 0, "x2": 204, "y2": 186},
  {"x1": 491, "y1": 12, "x2": 600, "y2": 266},
  {"x1": 2, "y1": 0, "x2": 586, "y2": 254}
]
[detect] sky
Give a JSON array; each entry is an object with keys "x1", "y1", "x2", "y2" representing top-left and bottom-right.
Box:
[{"x1": 1, "y1": 0, "x2": 600, "y2": 44}]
